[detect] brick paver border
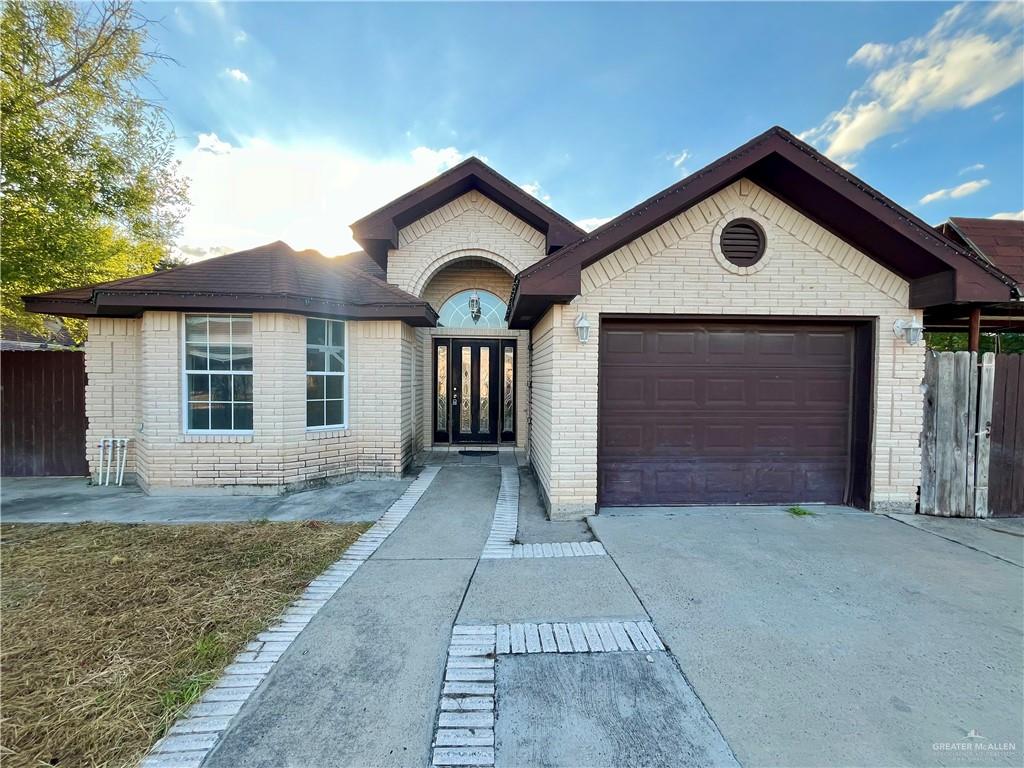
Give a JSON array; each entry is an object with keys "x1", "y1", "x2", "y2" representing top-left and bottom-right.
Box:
[{"x1": 481, "y1": 467, "x2": 607, "y2": 559}]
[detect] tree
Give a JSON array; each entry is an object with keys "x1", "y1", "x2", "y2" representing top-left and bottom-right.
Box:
[{"x1": 1, "y1": 1, "x2": 188, "y2": 339}]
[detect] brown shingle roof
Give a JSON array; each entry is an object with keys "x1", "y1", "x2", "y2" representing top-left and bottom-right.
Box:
[
  {"x1": 945, "y1": 217, "x2": 1024, "y2": 286},
  {"x1": 336, "y1": 250, "x2": 387, "y2": 280},
  {"x1": 24, "y1": 241, "x2": 437, "y2": 326}
]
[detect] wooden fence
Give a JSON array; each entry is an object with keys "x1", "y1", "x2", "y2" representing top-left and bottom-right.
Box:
[
  {"x1": 921, "y1": 351, "x2": 1023, "y2": 517},
  {"x1": 990, "y1": 354, "x2": 1023, "y2": 517},
  {"x1": 0, "y1": 350, "x2": 88, "y2": 477}
]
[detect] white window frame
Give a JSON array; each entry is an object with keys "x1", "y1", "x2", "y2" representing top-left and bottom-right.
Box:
[
  {"x1": 305, "y1": 317, "x2": 349, "y2": 431},
  {"x1": 181, "y1": 313, "x2": 255, "y2": 435}
]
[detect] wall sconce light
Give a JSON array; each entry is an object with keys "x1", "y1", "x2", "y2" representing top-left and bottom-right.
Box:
[
  {"x1": 893, "y1": 317, "x2": 924, "y2": 345},
  {"x1": 575, "y1": 313, "x2": 591, "y2": 344},
  {"x1": 468, "y1": 291, "x2": 481, "y2": 323}
]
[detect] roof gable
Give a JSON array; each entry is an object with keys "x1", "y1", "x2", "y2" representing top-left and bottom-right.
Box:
[
  {"x1": 508, "y1": 126, "x2": 1015, "y2": 327},
  {"x1": 350, "y1": 157, "x2": 584, "y2": 268},
  {"x1": 24, "y1": 241, "x2": 438, "y2": 326}
]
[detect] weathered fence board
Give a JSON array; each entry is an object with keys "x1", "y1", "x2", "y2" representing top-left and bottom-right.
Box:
[
  {"x1": 990, "y1": 354, "x2": 1024, "y2": 517},
  {"x1": 974, "y1": 353, "x2": 995, "y2": 517},
  {"x1": 0, "y1": 350, "x2": 88, "y2": 477}
]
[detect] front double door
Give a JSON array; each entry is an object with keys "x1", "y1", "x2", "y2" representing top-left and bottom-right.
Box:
[{"x1": 434, "y1": 339, "x2": 515, "y2": 445}]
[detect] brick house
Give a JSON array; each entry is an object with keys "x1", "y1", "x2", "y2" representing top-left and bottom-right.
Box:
[{"x1": 25, "y1": 127, "x2": 1018, "y2": 517}]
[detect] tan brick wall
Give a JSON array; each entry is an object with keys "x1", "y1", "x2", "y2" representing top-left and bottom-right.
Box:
[
  {"x1": 84, "y1": 312, "x2": 412, "y2": 493},
  {"x1": 83, "y1": 318, "x2": 142, "y2": 481},
  {"x1": 528, "y1": 306, "x2": 557, "y2": 502},
  {"x1": 421, "y1": 259, "x2": 514, "y2": 312},
  {"x1": 532, "y1": 179, "x2": 925, "y2": 519},
  {"x1": 386, "y1": 191, "x2": 545, "y2": 296}
]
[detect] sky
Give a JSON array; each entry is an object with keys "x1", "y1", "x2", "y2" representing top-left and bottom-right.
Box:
[{"x1": 137, "y1": 1, "x2": 1024, "y2": 260}]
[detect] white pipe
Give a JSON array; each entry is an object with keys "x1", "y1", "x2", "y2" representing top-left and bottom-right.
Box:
[
  {"x1": 116, "y1": 439, "x2": 127, "y2": 486},
  {"x1": 105, "y1": 438, "x2": 113, "y2": 486},
  {"x1": 97, "y1": 439, "x2": 107, "y2": 485}
]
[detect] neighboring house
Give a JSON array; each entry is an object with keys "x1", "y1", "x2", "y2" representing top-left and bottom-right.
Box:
[
  {"x1": 928, "y1": 218, "x2": 1023, "y2": 338},
  {"x1": 24, "y1": 126, "x2": 1017, "y2": 517},
  {"x1": 1, "y1": 324, "x2": 77, "y2": 351}
]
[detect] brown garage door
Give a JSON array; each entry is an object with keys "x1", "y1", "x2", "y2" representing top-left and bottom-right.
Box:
[{"x1": 599, "y1": 320, "x2": 856, "y2": 506}]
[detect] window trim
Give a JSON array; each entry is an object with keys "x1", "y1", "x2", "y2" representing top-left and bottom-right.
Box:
[
  {"x1": 305, "y1": 317, "x2": 349, "y2": 431},
  {"x1": 181, "y1": 313, "x2": 255, "y2": 435}
]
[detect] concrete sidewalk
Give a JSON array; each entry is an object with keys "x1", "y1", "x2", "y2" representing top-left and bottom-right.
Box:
[
  {"x1": 0, "y1": 475, "x2": 412, "y2": 524},
  {"x1": 203, "y1": 466, "x2": 500, "y2": 768}
]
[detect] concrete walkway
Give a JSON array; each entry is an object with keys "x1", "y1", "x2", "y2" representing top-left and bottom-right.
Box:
[
  {"x1": 0, "y1": 475, "x2": 412, "y2": 523},
  {"x1": 203, "y1": 466, "x2": 499, "y2": 768}
]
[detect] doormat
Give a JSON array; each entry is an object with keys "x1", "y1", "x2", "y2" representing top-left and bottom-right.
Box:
[{"x1": 458, "y1": 450, "x2": 498, "y2": 457}]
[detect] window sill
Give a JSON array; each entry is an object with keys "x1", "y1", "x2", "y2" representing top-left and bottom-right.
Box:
[
  {"x1": 182, "y1": 432, "x2": 255, "y2": 443},
  {"x1": 305, "y1": 425, "x2": 350, "y2": 440}
]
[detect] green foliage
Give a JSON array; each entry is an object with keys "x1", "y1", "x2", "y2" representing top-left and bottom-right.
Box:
[
  {"x1": 787, "y1": 506, "x2": 816, "y2": 517},
  {"x1": 1, "y1": 1, "x2": 188, "y2": 340},
  {"x1": 926, "y1": 332, "x2": 1024, "y2": 354}
]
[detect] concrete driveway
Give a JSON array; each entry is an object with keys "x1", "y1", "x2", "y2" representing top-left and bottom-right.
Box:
[{"x1": 590, "y1": 508, "x2": 1024, "y2": 767}]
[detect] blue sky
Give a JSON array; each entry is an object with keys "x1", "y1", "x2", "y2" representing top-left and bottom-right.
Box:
[{"x1": 139, "y1": 1, "x2": 1024, "y2": 258}]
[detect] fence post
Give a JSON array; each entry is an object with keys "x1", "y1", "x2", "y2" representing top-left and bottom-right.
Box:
[{"x1": 974, "y1": 352, "x2": 995, "y2": 518}]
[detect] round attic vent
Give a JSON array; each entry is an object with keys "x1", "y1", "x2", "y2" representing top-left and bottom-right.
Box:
[{"x1": 719, "y1": 219, "x2": 766, "y2": 267}]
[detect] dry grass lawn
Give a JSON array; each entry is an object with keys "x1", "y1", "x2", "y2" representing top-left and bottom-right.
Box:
[{"x1": 0, "y1": 520, "x2": 369, "y2": 768}]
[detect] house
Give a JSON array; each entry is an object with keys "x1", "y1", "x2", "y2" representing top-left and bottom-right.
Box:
[
  {"x1": 927, "y1": 217, "x2": 1023, "y2": 344},
  {"x1": 25, "y1": 126, "x2": 1018, "y2": 517}
]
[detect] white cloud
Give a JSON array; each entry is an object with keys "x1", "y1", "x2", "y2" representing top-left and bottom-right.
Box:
[
  {"x1": 920, "y1": 178, "x2": 990, "y2": 204},
  {"x1": 201, "y1": 0, "x2": 226, "y2": 20},
  {"x1": 234, "y1": 30, "x2": 248, "y2": 44},
  {"x1": 991, "y1": 209, "x2": 1024, "y2": 220},
  {"x1": 175, "y1": 135, "x2": 469, "y2": 258},
  {"x1": 195, "y1": 132, "x2": 233, "y2": 155},
  {"x1": 669, "y1": 149, "x2": 692, "y2": 175},
  {"x1": 575, "y1": 217, "x2": 613, "y2": 232},
  {"x1": 801, "y1": 3, "x2": 1024, "y2": 163},
  {"x1": 959, "y1": 163, "x2": 985, "y2": 175},
  {"x1": 519, "y1": 182, "x2": 551, "y2": 203},
  {"x1": 224, "y1": 68, "x2": 250, "y2": 84}
]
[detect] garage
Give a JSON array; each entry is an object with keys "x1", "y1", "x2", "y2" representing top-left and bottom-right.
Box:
[{"x1": 598, "y1": 319, "x2": 871, "y2": 507}]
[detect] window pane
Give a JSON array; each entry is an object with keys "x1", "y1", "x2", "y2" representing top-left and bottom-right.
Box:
[
  {"x1": 437, "y1": 290, "x2": 508, "y2": 329},
  {"x1": 330, "y1": 321, "x2": 345, "y2": 348},
  {"x1": 326, "y1": 375, "x2": 343, "y2": 399},
  {"x1": 233, "y1": 374, "x2": 253, "y2": 402},
  {"x1": 186, "y1": 343, "x2": 209, "y2": 371},
  {"x1": 436, "y1": 345, "x2": 447, "y2": 432},
  {"x1": 208, "y1": 316, "x2": 231, "y2": 345},
  {"x1": 460, "y1": 346, "x2": 471, "y2": 432},
  {"x1": 307, "y1": 318, "x2": 327, "y2": 346},
  {"x1": 188, "y1": 374, "x2": 210, "y2": 400},
  {"x1": 233, "y1": 403, "x2": 253, "y2": 431},
  {"x1": 231, "y1": 316, "x2": 252, "y2": 343},
  {"x1": 503, "y1": 347, "x2": 514, "y2": 434},
  {"x1": 210, "y1": 374, "x2": 232, "y2": 402},
  {"x1": 232, "y1": 345, "x2": 253, "y2": 371},
  {"x1": 307, "y1": 400, "x2": 325, "y2": 427},
  {"x1": 210, "y1": 402, "x2": 232, "y2": 430},
  {"x1": 479, "y1": 346, "x2": 490, "y2": 433},
  {"x1": 307, "y1": 348, "x2": 326, "y2": 372},
  {"x1": 188, "y1": 403, "x2": 210, "y2": 430},
  {"x1": 185, "y1": 316, "x2": 208, "y2": 342},
  {"x1": 325, "y1": 399, "x2": 344, "y2": 426},
  {"x1": 307, "y1": 374, "x2": 325, "y2": 399},
  {"x1": 209, "y1": 345, "x2": 231, "y2": 371},
  {"x1": 328, "y1": 351, "x2": 345, "y2": 373}
]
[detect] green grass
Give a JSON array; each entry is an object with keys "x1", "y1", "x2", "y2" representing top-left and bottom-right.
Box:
[{"x1": 787, "y1": 506, "x2": 817, "y2": 517}]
